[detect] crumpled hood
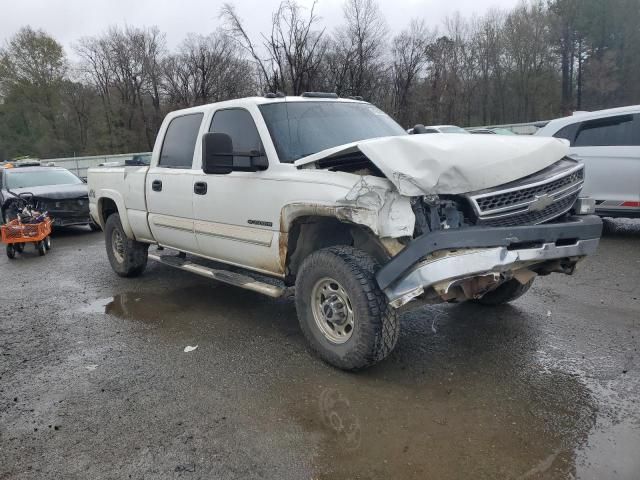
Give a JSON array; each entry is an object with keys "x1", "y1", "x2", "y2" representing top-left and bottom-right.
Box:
[
  {"x1": 6, "y1": 184, "x2": 88, "y2": 200},
  {"x1": 295, "y1": 134, "x2": 570, "y2": 196}
]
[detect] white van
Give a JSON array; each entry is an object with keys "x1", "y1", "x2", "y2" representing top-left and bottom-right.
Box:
[{"x1": 536, "y1": 105, "x2": 640, "y2": 218}]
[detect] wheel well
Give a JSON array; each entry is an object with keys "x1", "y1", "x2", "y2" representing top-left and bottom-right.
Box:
[
  {"x1": 100, "y1": 198, "x2": 118, "y2": 224},
  {"x1": 284, "y1": 216, "x2": 389, "y2": 285}
]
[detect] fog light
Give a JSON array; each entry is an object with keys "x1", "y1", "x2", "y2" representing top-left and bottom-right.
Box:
[{"x1": 573, "y1": 197, "x2": 596, "y2": 215}]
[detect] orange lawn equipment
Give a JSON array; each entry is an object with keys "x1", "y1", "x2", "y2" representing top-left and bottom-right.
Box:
[{"x1": 1, "y1": 217, "x2": 52, "y2": 259}]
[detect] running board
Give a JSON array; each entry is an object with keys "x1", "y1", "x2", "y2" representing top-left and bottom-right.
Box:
[{"x1": 148, "y1": 253, "x2": 286, "y2": 298}]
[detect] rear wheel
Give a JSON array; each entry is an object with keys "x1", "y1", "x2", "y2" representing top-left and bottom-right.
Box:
[
  {"x1": 105, "y1": 213, "x2": 148, "y2": 277},
  {"x1": 37, "y1": 240, "x2": 46, "y2": 256},
  {"x1": 6, "y1": 244, "x2": 16, "y2": 259},
  {"x1": 43, "y1": 236, "x2": 51, "y2": 251},
  {"x1": 474, "y1": 278, "x2": 534, "y2": 306},
  {"x1": 295, "y1": 246, "x2": 399, "y2": 371}
]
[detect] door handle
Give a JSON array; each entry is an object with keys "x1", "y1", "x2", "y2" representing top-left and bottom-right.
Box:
[
  {"x1": 152, "y1": 180, "x2": 162, "y2": 192},
  {"x1": 194, "y1": 182, "x2": 208, "y2": 195}
]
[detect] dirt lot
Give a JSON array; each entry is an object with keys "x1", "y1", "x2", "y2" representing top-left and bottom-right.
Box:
[{"x1": 1, "y1": 219, "x2": 639, "y2": 479}]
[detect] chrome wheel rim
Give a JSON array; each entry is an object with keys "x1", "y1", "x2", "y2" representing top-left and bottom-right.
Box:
[
  {"x1": 111, "y1": 229, "x2": 125, "y2": 263},
  {"x1": 311, "y1": 277, "x2": 355, "y2": 344}
]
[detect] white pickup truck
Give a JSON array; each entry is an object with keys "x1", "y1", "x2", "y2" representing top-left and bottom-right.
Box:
[{"x1": 88, "y1": 93, "x2": 602, "y2": 370}]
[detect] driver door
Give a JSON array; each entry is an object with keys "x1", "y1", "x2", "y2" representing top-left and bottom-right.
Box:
[{"x1": 192, "y1": 108, "x2": 281, "y2": 275}]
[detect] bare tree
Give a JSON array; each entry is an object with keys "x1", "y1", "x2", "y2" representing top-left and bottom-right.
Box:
[
  {"x1": 334, "y1": 0, "x2": 388, "y2": 98},
  {"x1": 162, "y1": 31, "x2": 254, "y2": 107},
  {"x1": 390, "y1": 20, "x2": 431, "y2": 125},
  {"x1": 76, "y1": 26, "x2": 166, "y2": 150},
  {"x1": 221, "y1": 0, "x2": 327, "y2": 94}
]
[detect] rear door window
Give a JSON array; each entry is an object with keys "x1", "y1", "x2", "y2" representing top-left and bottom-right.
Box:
[
  {"x1": 573, "y1": 114, "x2": 639, "y2": 147},
  {"x1": 159, "y1": 113, "x2": 204, "y2": 168}
]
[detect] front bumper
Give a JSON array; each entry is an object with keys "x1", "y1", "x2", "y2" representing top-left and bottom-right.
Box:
[
  {"x1": 50, "y1": 214, "x2": 92, "y2": 227},
  {"x1": 377, "y1": 215, "x2": 602, "y2": 307}
]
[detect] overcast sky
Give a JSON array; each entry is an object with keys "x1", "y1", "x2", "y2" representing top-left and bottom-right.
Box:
[{"x1": 2, "y1": 0, "x2": 521, "y2": 54}]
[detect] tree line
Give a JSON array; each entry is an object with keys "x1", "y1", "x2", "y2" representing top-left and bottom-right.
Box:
[{"x1": 0, "y1": 0, "x2": 638, "y2": 160}]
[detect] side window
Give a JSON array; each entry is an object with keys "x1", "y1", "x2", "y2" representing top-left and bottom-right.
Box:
[
  {"x1": 159, "y1": 113, "x2": 203, "y2": 168},
  {"x1": 210, "y1": 109, "x2": 262, "y2": 151},
  {"x1": 574, "y1": 114, "x2": 638, "y2": 147},
  {"x1": 553, "y1": 123, "x2": 580, "y2": 145},
  {"x1": 210, "y1": 109, "x2": 264, "y2": 168}
]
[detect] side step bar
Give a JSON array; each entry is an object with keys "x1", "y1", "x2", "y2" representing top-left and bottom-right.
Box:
[{"x1": 148, "y1": 253, "x2": 286, "y2": 298}]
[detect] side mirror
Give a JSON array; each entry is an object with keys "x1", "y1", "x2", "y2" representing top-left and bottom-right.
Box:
[
  {"x1": 411, "y1": 124, "x2": 428, "y2": 134},
  {"x1": 202, "y1": 132, "x2": 234, "y2": 174},
  {"x1": 202, "y1": 132, "x2": 268, "y2": 174}
]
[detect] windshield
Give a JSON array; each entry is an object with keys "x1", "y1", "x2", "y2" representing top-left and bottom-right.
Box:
[
  {"x1": 439, "y1": 126, "x2": 470, "y2": 134},
  {"x1": 259, "y1": 101, "x2": 407, "y2": 163},
  {"x1": 6, "y1": 169, "x2": 83, "y2": 189}
]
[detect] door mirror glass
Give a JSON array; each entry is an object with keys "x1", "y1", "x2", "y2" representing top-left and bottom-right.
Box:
[
  {"x1": 202, "y1": 132, "x2": 268, "y2": 174},
  {"x1": 202, "y1": 132, "x2": 234, "y2": 174}
]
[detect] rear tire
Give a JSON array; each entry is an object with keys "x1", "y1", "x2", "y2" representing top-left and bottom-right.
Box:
[
  {"x1": 474, "y1": 278, "x2": 534, "y2": 306},
  {"x1": 37, "y1": 241, "x2": 46, "y2": 256},
  {"x1": 44, "y1": 236, "x2": 51, "y2": 251},
  {"x1": 104, "y1": 213, "x2": 148, "y2": 277},
  {"x1": 6, "y1": 244, "x2": 16, "y2": 259},
  {"x1": 295, "y1": 246, "x2": 399, "y2": 371}
]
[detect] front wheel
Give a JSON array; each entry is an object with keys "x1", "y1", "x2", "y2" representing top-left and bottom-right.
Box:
[
  {"x1": 104, "y1": 213, "x2": 148, "y2": 277},
  {"x1": 474, "y1": 278, "x2": 534, "y2": 306},
  {"x1": 295, "y1": 246, "x2": 399, "y2": 371}
]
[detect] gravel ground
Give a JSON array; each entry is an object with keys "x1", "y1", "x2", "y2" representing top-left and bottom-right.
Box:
[{"x1": 0, "y1": 218, "x2": 639, "y2": 479}]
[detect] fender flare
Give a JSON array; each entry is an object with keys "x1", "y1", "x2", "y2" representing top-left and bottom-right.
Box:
[
  {"x1": 279, "y1": 202, "x2": 378, "y2": 234},
  {"x1": 97, "y1": 189, "x2": 135, "y2": 239}
]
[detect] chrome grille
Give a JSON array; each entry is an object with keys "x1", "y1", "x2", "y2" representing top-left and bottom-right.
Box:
[
  {"x1": 476, "y1": 191, "x2": 580, "y2": 227},
  {"x1": 467, "y1": 162, "x2": 584, "y2": 227},
  {"x1": 475, "y1": 169, "x2": 583, "y2": 212}
]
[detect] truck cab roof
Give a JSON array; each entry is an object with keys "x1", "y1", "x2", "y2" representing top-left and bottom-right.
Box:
[{"x1": 164, "y1": 95, "x2": 368, "y2": 118}]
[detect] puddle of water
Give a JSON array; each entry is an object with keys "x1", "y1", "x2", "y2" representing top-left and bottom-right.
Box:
[
  {"x1": 225, "y1": 302, "x2": 604, "y2": 479},
  {"x1": 576, "y1": 417, "x2": 640, "y2": 479},
  {"x1": 77, "y1": 286, "x2": 297, "y2": 335},
  {"x1": 276, "y1": 369, "x2": 596, "y2": 479},
  {"x1": 80, "y1": 292, "x2": 185, "y2": 322}
]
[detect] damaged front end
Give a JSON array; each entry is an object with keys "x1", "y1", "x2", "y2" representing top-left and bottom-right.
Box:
[
  {"x1": 2, "y1": 193, "x2": 91, "y2": 227},
  {"x1": 376, "y1": 161, "x2": 601, "y2": 308},
  {"x1": 296, "y1": 134, "x2": 601, "y2": 309}
]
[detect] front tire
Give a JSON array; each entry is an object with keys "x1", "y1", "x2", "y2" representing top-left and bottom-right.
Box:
[
  {"x1": 105, "y1": 213, "x2": 148, "y2": 277},
  {"x1": 474, "y1": 278, "x2": 534, "y2": 306},
  {"x1": 295, "y1": 246, "x2": 399, "y2": 371}
]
